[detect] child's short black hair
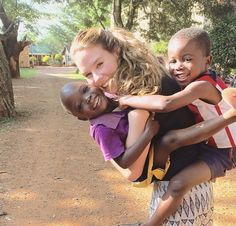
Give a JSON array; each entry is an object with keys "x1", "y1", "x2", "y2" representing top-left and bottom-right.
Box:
[{"x1": 170, "y1": 27, "x2": 211, "y2": 56}]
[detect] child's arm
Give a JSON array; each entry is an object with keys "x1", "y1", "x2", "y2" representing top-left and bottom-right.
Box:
[
  {"x1": 119, "y1": 81, "x2": 221, "y2": 112},
  {"x1": 113, "y1": 110, "x2": 159, "y2": 172}
]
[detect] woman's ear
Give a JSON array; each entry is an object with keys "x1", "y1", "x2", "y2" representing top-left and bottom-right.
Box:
[{"x1": 113, "y1": 47, "x2": 120, "y2": 58}]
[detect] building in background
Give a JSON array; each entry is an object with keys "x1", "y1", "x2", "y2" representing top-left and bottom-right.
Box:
[
  {"x1": 29, "y1": 45, "x2": 53, "y2": 66},
  {"x1": 19, "y1": 46, "x2": 30, "y2": 68}
]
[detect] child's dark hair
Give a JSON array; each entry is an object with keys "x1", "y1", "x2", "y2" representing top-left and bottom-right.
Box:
[{"x1": 170, "y1": 27, "x2": 211, "y2": 56}]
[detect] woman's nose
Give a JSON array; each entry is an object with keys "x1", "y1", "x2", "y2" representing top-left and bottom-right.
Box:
[{"x1": 86, "y1": 73, "x2": 102, "y2": 86}]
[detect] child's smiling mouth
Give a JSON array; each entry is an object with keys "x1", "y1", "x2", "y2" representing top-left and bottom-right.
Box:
[{"x1": 175, "y1": 73, "x2": 189, "y2": 82}]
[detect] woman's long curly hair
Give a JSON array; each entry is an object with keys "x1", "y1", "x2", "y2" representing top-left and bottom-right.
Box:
[{"x1": 70, "y1": 27, "x2": 169, "y2": 96}]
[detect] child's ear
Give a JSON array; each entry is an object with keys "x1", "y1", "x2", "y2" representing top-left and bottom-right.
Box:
[{"x1": 206, "y1": 55, "x2": 212, "y2": 67}]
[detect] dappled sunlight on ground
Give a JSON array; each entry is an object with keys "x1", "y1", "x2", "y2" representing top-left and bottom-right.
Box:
[
  {"x1": 213, "y1": 170, "x2": 236, "y2": 226},
  {"x1": 4, "y1": 189, "x2": 38, "y2": 201}
]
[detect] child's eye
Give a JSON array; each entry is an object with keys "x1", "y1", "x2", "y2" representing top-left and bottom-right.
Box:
[
  {"x1": 82, "y1": 86, "x2": 88, "y2": 93},
  {"x1": 184, "y1": 57, "x2": 192, "y2": 62}
]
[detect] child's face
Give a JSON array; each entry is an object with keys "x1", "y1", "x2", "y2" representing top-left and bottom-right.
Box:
[
  {"x1": 73, "y1": 44, "x2": 119, "y2": 92},
  {"x1": 68, "y1": 84, "x2": 109, "y2": 120},
  {"x1": 168, "y1": 38, "x2": 211, "y2": 87}
]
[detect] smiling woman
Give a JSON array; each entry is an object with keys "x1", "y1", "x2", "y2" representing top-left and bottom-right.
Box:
[{"x1": 71, "y1": 41, "x2": 119, "y2": 90}]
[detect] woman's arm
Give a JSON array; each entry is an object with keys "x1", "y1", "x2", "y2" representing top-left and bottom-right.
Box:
[{"x1": 112, "y1": 109, "x2": 159, "y2": 181}]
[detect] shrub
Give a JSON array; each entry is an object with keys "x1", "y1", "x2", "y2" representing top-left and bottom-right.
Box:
[
  {"x1": 54, "y1": 53, "x2": 63, "y2": 62},
  {"x1": 209, "y1": 15, "x2": 236, "y2": 77},
  {"x1": 150, "y1": 40, "x2": 168, "y2": 55},
  {"x1": 42, "y1": 55, "x2": 50, "y2": 63}
]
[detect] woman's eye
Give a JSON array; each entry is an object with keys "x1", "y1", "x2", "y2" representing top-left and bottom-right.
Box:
[
  {"x1": 97, "y1": 62, "x2": 103, "y2": 68},
  {"x1": 85, "y1": 73, "x2": 92, "y2": 78}
]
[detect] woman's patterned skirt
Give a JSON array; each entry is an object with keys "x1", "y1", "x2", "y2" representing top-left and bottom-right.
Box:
[{"x1": 149, "y1": 181, "x2": 214, "y2": 226}]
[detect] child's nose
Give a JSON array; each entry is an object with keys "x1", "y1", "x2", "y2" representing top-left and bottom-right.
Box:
[
  {"x1": 84, "y1": 94, "x2": 91, "y2": 104},
  {"x1": 175, "y1": 61, "x2": 184, "y2": 70}
]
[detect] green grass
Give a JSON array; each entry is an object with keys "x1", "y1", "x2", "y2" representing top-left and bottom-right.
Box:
[
  {"x1": 66, "y1": 71, "x2": 86, "y2": 80},
  {"x1": 0, "y1": 116, "x2": 15, "y2": 131},
  {"x1": 20, "y1": 68, "x2": 37, "y2": 78},
  {"x1": 20, "y1": 67, "x2": 86, "y2": 80}
]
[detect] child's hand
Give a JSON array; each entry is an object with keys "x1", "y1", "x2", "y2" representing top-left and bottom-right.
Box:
[
  {"x1": 119, "y1": 95, "x2": 132, "y2": 109},
  {"x1": 145, "y1": 113, "x2": 160, "y2": 137}
]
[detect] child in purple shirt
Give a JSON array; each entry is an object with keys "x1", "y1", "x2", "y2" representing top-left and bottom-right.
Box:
[{"x1": 60, "y1": 81, "x2": 236, "y2": 186}]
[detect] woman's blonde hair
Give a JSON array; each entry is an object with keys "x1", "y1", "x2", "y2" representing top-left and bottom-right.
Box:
[{"x1": 70, "y1": 27, "x2": 169, "y2": 95}]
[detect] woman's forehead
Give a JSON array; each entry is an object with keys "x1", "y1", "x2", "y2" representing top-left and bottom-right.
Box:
[{"x1": 75, "y1": 45, "x2": 103, "y2": 72}]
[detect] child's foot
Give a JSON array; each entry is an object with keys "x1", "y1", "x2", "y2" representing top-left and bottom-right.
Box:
[{"x1": 222, "y1": 88, "x2": 236, "y2": 109}]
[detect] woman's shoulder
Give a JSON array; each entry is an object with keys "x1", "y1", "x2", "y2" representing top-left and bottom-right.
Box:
[{"x1": 160, "y1": 74, "x2": 180, "y2": 95}]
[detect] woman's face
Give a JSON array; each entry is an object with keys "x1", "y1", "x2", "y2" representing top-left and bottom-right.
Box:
[{"x1": 73, "y1": 44, "x2": 119, "y2": 92}]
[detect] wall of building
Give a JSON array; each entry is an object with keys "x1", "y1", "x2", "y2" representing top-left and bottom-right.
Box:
[{"x1": 19, "y1": 46, "x2": 30, "y2": 68}]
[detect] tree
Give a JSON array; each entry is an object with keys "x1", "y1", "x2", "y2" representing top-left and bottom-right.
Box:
[
  {"x1": 0, "y1": 0, "x2": 52, "y2": 78},
  {"x1": 0, "y1": 33, "x2": 15, "y2": 117},
  {"x1": 0, "y1": 0, "x2": 50, "y2": 118},
  {"x1": 0, "y1": 1, "x2": 33, "y2": 78},
  {"x1": 209, "y1": 15, "x2": 236, "y2": 77},
  {"x1": 112, "y1": 0, "x2": 142, "y2": 30},
  {"x1": 46, "y1": 0, "x2": 111, "y2": 50}
]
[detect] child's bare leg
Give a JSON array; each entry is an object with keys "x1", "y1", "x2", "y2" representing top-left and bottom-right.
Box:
[
  {"x1": 142, "y1": 161, "x2": 211, "y2": 226},
  {"x1": 154, "y1": 108, "x2": 236, "y2": 167}
]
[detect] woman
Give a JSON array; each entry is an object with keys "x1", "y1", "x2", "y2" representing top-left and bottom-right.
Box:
[{"x1": 70, "y1": 27, "x2": 214, "y2": 225}]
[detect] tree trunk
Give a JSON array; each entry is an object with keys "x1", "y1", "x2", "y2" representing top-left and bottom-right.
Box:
[
  {"x1": 0, "y1": 2, "x2": 29, "y2": 79},
  {"x1": 4, "y1": 36, "x2": 21, "y2": 79},
  {"x1": 0, "y1": 41, "x2": 15, "y2": 117},
  {"x1": 112, "y1": 0, "x2": 124, "y2": 27},
  {"x1": 112, "y1": 0, "x2": 141, "y2": 30}
]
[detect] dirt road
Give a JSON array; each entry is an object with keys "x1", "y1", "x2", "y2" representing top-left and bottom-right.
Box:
[{"x1": 0, "y1": 66, "x2": 235, "y2": 226}]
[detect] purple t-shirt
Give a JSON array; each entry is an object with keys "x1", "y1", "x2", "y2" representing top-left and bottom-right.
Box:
[{"x1": 90, "y1": 110, "x2": 129, "y2": 161}]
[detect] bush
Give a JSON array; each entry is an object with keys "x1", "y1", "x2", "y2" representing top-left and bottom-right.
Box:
[
  {"x1": 209, "y1": 15, "x2": 236, "y2": 77},
  {"x1": 150, "y1": 40, "x2": 168, "y2": 55},
  {"x1": 29, "y1": 56, "x2": 37, "y2": 67},
  {"x1": 42, "y1": 55, "x2": 50, "y2": 64},
  {"x1": 54, "y1": 53, "x2": 63, "y2": 62},
  {"x1": 29, "y1": 56, "x2": 36, "y2": 62}
]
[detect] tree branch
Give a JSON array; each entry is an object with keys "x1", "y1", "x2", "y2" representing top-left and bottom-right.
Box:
[
  {"x1": 0, "y1": 22, "x2": 14, "y2": 40},
  {"x1": 18, "y1": 40, "x2": 30, "y2": 52},
  {"x1": 0, "y1": 2, "x2": 12, "y2": 30},
  {"x1": 125, "y1": 0, "x2": 142, "y2": 30},
  {"x1": 112, "y1": 0, "x2": 124, "y2": 27},
  {"x1": 91, "y1": 2, "x2": 105, "y2": 29}
]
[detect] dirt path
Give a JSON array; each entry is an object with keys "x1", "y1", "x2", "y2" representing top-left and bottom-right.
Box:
[{"x1": 0, "y1": 66, "x2": 235, "y2": 226}]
